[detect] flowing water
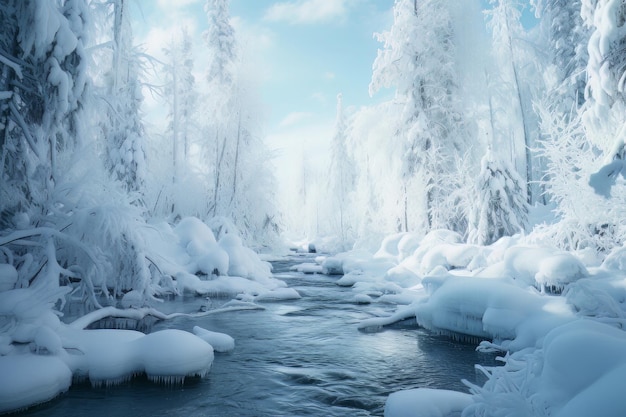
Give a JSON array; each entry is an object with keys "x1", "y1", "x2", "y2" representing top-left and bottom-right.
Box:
[{"x1": 16, "y1": 254, "x2": 498, "y2": 416}]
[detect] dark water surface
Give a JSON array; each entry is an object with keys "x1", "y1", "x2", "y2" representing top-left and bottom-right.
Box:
[{"x1": 15, "y1": 255, "x2": 497, "y2": 416}]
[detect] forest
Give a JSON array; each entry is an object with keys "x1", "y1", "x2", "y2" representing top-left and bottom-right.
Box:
[{"x1": 2, "y1": 0, "x2": 626, "y2": 416}]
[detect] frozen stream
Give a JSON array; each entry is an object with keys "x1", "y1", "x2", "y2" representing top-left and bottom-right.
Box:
[{"x1": 16, "y1": 254, "x2": 497, "y2": 416}]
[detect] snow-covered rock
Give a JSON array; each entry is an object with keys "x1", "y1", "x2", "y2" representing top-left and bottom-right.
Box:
[
  {"x1": 384, "y1": 388, "x2": 472, "y2": 417},
  {"x1": 193, "y1": 326, "x2": 235, "y2": 353}
]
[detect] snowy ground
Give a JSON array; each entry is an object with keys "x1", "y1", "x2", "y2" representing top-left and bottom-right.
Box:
[
  {"x1": 303, "y1": 229, "x2": 626, "y2": 417},
  {"x1": 0, "y1": 216, "x2": 297, "y2": 414}
]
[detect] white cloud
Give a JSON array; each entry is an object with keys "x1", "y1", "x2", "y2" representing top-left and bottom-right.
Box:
[
  {"x1": 324, "y1": 71, "x2": 335, "y2": 80},
  {"x1": 264, "y1": 0, "x2": 349, "y2": 24}
]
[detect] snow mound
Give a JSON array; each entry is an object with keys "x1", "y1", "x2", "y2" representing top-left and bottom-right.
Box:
[
  {"x1": 290, "y1": 262, "x2": 323, "y2": 274},
  {"x1": 0, "y1": 354, "x2": 72, "y2": 413},
  {"x1": 321, "y1": 257, "x2": 344, "y2": 275},
  {"x1": 384, "y1": 388, "x2": 472, "y2": 417},
  {"x1": 466, "y1": 320, "x2": 626, "y2": 417},
  {"x1": 254, "y1": 287, "x2": 301, "y2": 301},
  {"x1": 193, "y1": 326, "x2": 235, "y2": 352},
  {"x1": 374, "y1": 232, "x2": 422, "y2": 263},
  {"x1": 504, "y1": 246, "x2": 588, "y2": 292},
  {"x1": 65, "y1": 328, "x2": 214, "y2": 386},
  {"x1": 354, "y1": 293, "x2": 373, "y2": 304}
]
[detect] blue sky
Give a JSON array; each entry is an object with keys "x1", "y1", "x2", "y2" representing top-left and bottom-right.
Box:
[{"x1": 132, "y1": 0, "x2": 396, "y2": 125}]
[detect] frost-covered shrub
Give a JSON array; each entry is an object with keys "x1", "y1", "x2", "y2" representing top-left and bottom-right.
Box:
[
  {"x1": 63, "y1": 204, "x2": 151, "y2": 298},
  {"x1": 534, "y1": 99, "x2": 626, "y2": 254}
]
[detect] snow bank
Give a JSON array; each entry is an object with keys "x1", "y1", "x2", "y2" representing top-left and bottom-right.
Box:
[
  {"x1": 330, "y1": 229, "x2": 626, "y2": 416},
  {"x1": 290, "y1": 262, "x2": 323, "y2": 274},
  {"x1": 141, "y1": 217, "x2": 282, "y2": 298},
  {"x1": 415, "y1": 275, "x2": 574, "y2": 350}
]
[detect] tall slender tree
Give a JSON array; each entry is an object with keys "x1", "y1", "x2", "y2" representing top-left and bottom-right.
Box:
[
  {"x1": 162, "y1": 29, "x2": 197, "y2": 217},
  {"x1": 326, "y1": 93, "x2": 356, "y2": 248},
  {"x1": 202, "y1": 0, "x2": 280, "y2": 246},
  {"x1": 204, "y1": 0, "x2": 237, "y2": 218},
  {"x1": 102, "y1": 0, "x2": 147, "y2": 198},
  {"x1": 370, "y1": 0, "x2": 469, "y2": 233},
  {"x1": 486, "y1": 0, "x2": 542, "y2": 204}
]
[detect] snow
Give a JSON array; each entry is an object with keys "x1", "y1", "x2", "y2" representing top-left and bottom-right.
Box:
[
  {"x1": 5, "y1": 0, "x2": 626, "y2": 414},
  {"x1": 141, "y1": 218, "x2": 285, "y2": 298},
  {"x1": 384, "y1": 388, "x2": 472, "y2": 417},
  {"x1": 320, "y1": 227, "x2": 626, "y2": 416},
  {"x1": 253, "y1": 287, "x2": 301, "y2": 301},
  {"x1": 193, "y1": 326, "x2": 235, "y2": 352},
  {"x1": 290, "y1": 262, "x2": 323, "y2": 274},
  {"x1": 0, "y1": 323, "x2": 215, "y2": 413},
  {"x1": 0, "y1": 214, "x2": 287, "y2": 413},
  {"x1": 0, "y1": 263, "x2": 18, "y2": 292},
  {"x1": 0, "y1": 355, "x2": 72, "y2": 413}
]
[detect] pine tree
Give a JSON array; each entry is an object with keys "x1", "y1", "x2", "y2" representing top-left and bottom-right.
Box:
[
  {"x1": 0, "y1": 0, "x2": 89, "y2": 221},
  {"x1": 582, "y1": 0, "x2": 626, "y2": 156},
  {"x1": 202, "y1": 0, "x2": 280, "y2": 247},
  {"x1": 326, "y1": 93, "x2": 356, "y2": 248},
  {"x1": 162, "y1": 29, "x2": 197, "y2": 217},
  {"x1": 204, "y1": 0, "x2": 237, "y2": 218},
  {"x1": 102, "y1": 0, "x2": 147, "y2": 198},
  {"x1": 468, "y1": 151, "x2": 528, "y2": 245},
  {"x1": 370, "y1": 0, "x2": 469, "y2": 233},
  {"x1": 534, "y1": 0, "x2": 589, "y2": 112}
]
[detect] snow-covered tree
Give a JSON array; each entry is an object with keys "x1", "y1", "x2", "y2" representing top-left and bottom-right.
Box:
[
  {"x1": 533, "y1": 0, "x2": 589, "y2": 112},
  {"x1": 100, "y1": 0, "x2": 147, "y2": 198},
  {"x1": 468, "y1": 151, "x2": 528, "y2": 245},
  {"x1": 202, "y1": 0, "x2": 280, "y2": 247},
  {"x1": 0, "y1": 0, "x2": 89, "y2": 220},
  {"x1": 349, "y1": 101, "x2": 406, "y2": 238},
  {"x1": 161, "y1": 29, "x2": 197, "y2": 218},
  {"x1": 486, "y1": 0, "x2": 543, "y2": 204},
  {"x1": 369, "y1": 0, "x2": 470, "y2": 233},
  {"x1": 203, "y1": 0, "x2": 238, "y2": 218},
  {"x1": 582, "y1": 0, "x2": 626, "y2": 156},
  {"x1": 325, "y1": 94, "x2": 356, "y2": 249}
]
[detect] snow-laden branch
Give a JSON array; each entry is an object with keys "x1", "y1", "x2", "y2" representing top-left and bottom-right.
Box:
[
  {"x1": 1, "y1": 227, "x2": 103, "y2": 307},
  {"x1": 0, "y1": 53, "x2": 23, "y2": 79},
  {"x1": 69, "y1": 302, "x2": 265, "y2": 330},
  {"x1": 9, "y1": 100, "x2": 40, "y2": 158}
]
